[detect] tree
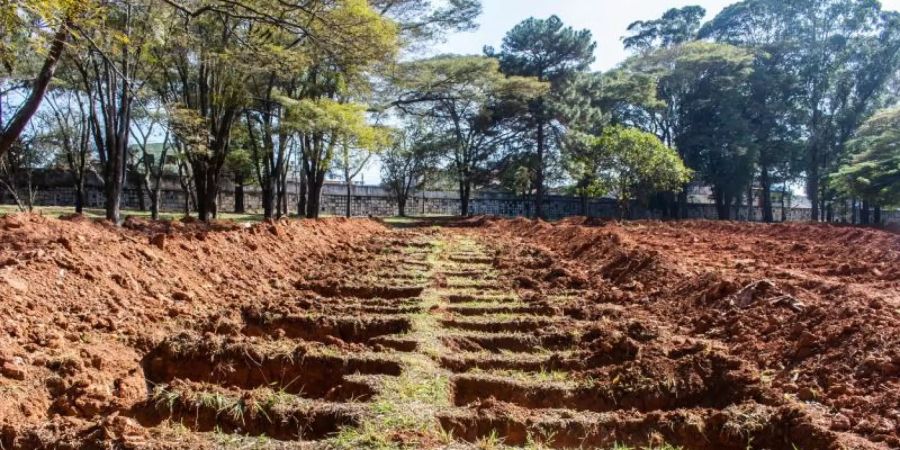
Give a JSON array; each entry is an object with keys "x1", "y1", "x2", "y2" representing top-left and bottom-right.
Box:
[
  {"x1": 612, "y1": 42, "x2": 755, "y2": 219},
  {"x1": 65, "y1": 0, "x2": 156, "y2": 223},
  {"x1": 393, "y1": 55, "x2": 547, "y2": 216},
  {"x1": 701, "y1": 0, "x2": 900, "y2": 221},
  {"x1": 282, "y1": 98, "x2": 386, "y2": 218},
  {"x1": 223, "y1": 145, "x2": 255, "y2": 215},
  {"x1": 486, "y1": 16, "x2": 596, "y2": 219},
  {"x1": 830, "y1": 107, "x2": 900, "y2": 222},
  {"x1": 43, "y1": 90, "x2": 94, "y2": 214},
  {"x1": 0, "y1": 1, "x2": 79, "y2": 158},
  {"x1": 672, "y1": 43, "x2": 756, "y2": 220},
  {"x1": 152, "y1": 0, "x2": 398, "y2": 222},
  {"x1": 334, "y1": 126, "x2": 390, "y2": 218},
  {"x1": 567, "y1": 126, "x2": 691, "y2": 218},
  {"x1": 623, "y1": 6, "x2": 706, "y2": 52},
  {"x1": 380, "y1": 124, "x2": 440, "y2": 217},
  {"x1": 0, "y1": 134, "x2": 44, "y2": 212}
]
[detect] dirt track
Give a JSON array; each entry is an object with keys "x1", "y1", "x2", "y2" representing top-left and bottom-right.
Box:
[{"x1": 0, "y1": 214, "x2": 897, "y2": 449}]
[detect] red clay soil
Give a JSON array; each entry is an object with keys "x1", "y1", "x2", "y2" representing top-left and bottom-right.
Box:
[
  {"x1": 0, "y1": 213, "x2": 385, "y2": 444},
  {"x1": 473, "y1": 217, "x2": 900, "y2": 447}
]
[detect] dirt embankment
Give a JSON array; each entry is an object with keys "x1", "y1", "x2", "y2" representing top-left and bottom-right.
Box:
[
  {"x1": 474, "y1": 216, "x2": 900, "y2": 448},
  {"x1": 0, "y1": 214, "x2": 385, "y2": 435}
]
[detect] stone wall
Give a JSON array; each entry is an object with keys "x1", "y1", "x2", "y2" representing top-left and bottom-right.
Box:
[{"x1": 3, "y1": 182, "x2": 898, "y2": 224}]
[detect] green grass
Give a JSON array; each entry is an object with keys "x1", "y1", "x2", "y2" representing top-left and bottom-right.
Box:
[{"x1": 329, "y1": 239, "x2": 453, "y2": 449}]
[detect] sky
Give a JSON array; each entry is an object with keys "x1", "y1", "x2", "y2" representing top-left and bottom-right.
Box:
[
  {"x1": 430, "y1": 0, "x2": 900, "y2": 71},
  {"x1": 360, "y1": 0, "x2": 900, "y2": 184}
]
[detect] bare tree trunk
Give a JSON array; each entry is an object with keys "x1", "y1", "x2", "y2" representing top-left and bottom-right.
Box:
[
  {"x1": 150, "y1": 186, "x2": 160, "y2": 220},
  {"x1": 74, "y1": 181, "x2": 85, "y2": 214},
  {"x1": 677, "y1": 186, "x2": 688, "y2": 219},
  {"x1": 136, "y1": 174, "x2": 146, "y2": 211},
  {"x1": 0, "y1": 21, "x2": 70, "y2": 158},
  {"x1": 534, "y1": 121, "x2": 545, "y2": 220},
  {"x1": 458, "y1": 178, "x2": 470, "y2": 217},
  {"x1": 345, "y1": 180, "x2": 352, "y2": 218},
  {"x1": 234, "y1": 177, "x2": 245, "y2": 214},
  {"x1": 298, "y1": 166, "x2": 307, "y2": 217},
  {"x1": 760, "y1": 167, "x2": 773, "y2": 223},
  {"x1": 397, "y1": 195, "x2": 407, "y2": 217}
]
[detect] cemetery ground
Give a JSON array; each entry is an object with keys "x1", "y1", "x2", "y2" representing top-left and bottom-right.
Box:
[{"x1": 0, "y1": 213, "x2": 897, "y2": 449}]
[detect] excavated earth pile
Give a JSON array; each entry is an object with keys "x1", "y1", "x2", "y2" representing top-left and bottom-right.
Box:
[{"x1": 0, "y1": 213, "x2": 897, "y2": 449}]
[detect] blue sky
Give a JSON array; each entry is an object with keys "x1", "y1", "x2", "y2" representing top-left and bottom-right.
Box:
[
  {"x1": 430, "y1": 0, "x2": 900, "y2": 71},
  {"x1": 359, "y1": 0, "x2": 900, "y2": 184}
]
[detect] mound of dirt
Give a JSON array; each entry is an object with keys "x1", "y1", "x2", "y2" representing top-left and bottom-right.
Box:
[
  {"x1": 0, "y1": 214, "x2": 385, "y2": 436},
  {"x1": 475, "y1": 217, "x2": 900, "y2": 447}
]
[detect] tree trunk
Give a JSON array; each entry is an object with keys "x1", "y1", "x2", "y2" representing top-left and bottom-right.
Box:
[
  {"x1": 677, "y1": 187, "x2": 688, "y2": 219},
  {"x1": 746, "y1": 183, "x2": 754, "y2": 222},
  {"x1": 150, "y1": 186, "x2": 160, "y2": 220},
  {"x1": 861, "y1": 201, "x2": 870, "y2": 225},
  {"x1": 234, "y1": 181, "x2": 245, "y2": 214},
  {"x1": 105, "y1": 143, "x2": 126, "y2": 223},
  {"x1": 306, "y1": 171, "x2": 325, "y2": 219},
  {"x1": 0, "y1": 21, "x2": 70, "y2": 158},
  {"x1": 280, "y1": 171, "x2": 288, "y2": 217},
  {"x1": 262, "y1": 185, "x2": 274, "y2": 219},
  {"x1": 780, "y1": 184, "x2": 788, "y2": 222},
  {"x1": 874, "y1": 205, "x2": 882, "y2": 225},
  {"x1": 458, "y1": 179, "x2": 471, "y2": 217},
  {"x1": 760, "y1": 167, "x2": 773, "y2": 223},
  {"x1": 807, "y1": 132, "x2": 821, "y2": 222},
  {"x1": 534, "y1": 121, "x2": 545, "y2": 220},
  {"x1": 714, "y1": 191, "x2": 731, "y2": 220},
  {"x1": 581, "y1": 192, "x2": 588, "y2": 217},
  {"x1": 136, "y1": 175, "x2": 146, "y2": 211},
  {"x1": 298, "y1": 168, "x2": 307, "y2": 217},
  {"x1": 74, "y1": 179, "x2": 84, "y2": 214},
  {"x1": 397, "y1": 194, "x2": 407, "y2": 217},
  {"x1": 192, "y1": 163, "x2": 219, "y2": 222},
  {"x1": 345, "y1": 181, "x2": 352, "y2": 218}
]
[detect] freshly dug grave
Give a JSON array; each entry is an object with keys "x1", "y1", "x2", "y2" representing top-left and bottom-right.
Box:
[
  {"x1": 0, "y1": 214, "x2": 388, "y2": 446},
  {"x1": 3, "y1": 212, "x2": 898, "y2": 449},
  {"x1": 471, "y1": 216, "x2": 900, "y2": 448}
]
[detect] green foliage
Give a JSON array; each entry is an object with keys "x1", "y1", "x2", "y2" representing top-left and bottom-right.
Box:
[
  {"x1": 487, "y1": 15, "x2": 596, "y2": 84},
  {"x1": 830, "y1": 107, "x2": 900, "y2": 206},
  {"x1": 624, "y1": 6, "x2": 707, "y2": 52},
  {"x1": 394, "y1": 54, "x2": 547, "y2": 214},
  {"x1": 699, "y1": 0, "x2": 900, "y2": 217},
  {"x1": 566, "y1": 126, "x2": 691, "y2": 211}
]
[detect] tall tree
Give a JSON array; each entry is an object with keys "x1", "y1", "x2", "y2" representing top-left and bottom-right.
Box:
[
  {"x1": 671, "y1": 43, "x2": 756, "y2": 220},
  {"x1": 393, "y1": 55, "x2": 547, "y2": 216},
  {"x1": 623, "y1": 5, "x2": 706, "y2": 53},
  {"x1": 701, "y1": 0, "x2": 900, "y2": 221},
  {"x1": 152, "y1": 0, "x2": 398, "y2": 222},
  {"x1": 65, "y1": 0, "x2": 156, "y2": 223},
  {"x1": 43, "y1": 90, "x2": 94, "y2": 214},
  {"x1": 380, "y1": 123, "x2": 440, "y2": 217},
  {"x1": 486, "y1": 16, "x2": 596, "y2": 219},
  {"x1": 0, "y1": 1, "x2": 80, "y2": 158},
  {"x1": 566, "y1": 126, "x2": 691, "y2": 218},
  {"x1": 612, "y1": 42, "x2": 755, "y2": 218},
  {"x1": 830, "y1": 107, "x2": 900, "y2": 217}
]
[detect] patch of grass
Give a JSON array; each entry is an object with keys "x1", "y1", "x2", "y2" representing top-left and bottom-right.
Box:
[{"x1": 329, "y1": 238, "x2": 452, "y2": 449}]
